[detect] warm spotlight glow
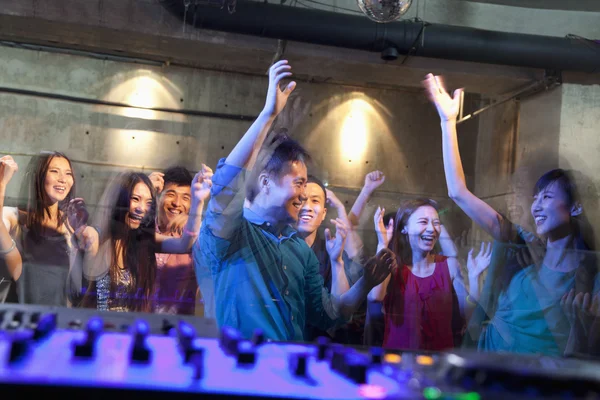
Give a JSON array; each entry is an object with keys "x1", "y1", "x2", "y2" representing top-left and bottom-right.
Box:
[
  {"x1": 340, "y1": 99, "x2": 371, "y2": 160},
  {"x1": 101, "y1": 69, "x2": 184, "y2": 166},
  {"x1": 121, "y1": 76, "x2": 161, "y2": 120},
  {"x1": 304, "y1": 91, "x2": 402, "y2": 190}
]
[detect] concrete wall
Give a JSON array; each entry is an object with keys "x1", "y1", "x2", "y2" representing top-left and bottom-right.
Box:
[
  {"x1": 558, "y1": 83, "x2": 600, "y2": 249},
  {"x1": 471, "y1": 82, "x2": 600, "y2": 251},
  {"x1": 0, "y1": 46, "x2": 480, "y2": 254},
  {"x1": 471, "y1": 88, "x2": 564, "y2": 240},
  {"x1": 468, "y1": 98, "x2": 520, "y2": 243},
  {"x1": 2, "y1": 43, "x2": 597, "y2": 256}
]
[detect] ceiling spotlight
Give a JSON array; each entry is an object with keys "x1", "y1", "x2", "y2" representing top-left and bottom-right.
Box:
[{"x1": 357, "y1": 0, "x2": 413, "y2": 23}]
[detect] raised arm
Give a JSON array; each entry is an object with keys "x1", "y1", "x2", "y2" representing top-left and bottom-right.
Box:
[
  {"x1": 0, "y1": 156, "x2": 22, "y2": 281},
  {"x1": 307, "y1": 244, "x2": 394, "y2": 330},
  {"x1": 325, "y1": 218, "x2": 351, "y2": 298},
  {"x1": 423, "y1": 74, "x2": 503, "y2": 241},
  {"x1": 325, "y1": 189, "x2": 363, "y2": 260},
  {"x1": 449, "y1": 241, "x2": 492, "y2": 320},
  {"x1": 226, "y1": 60, "x2": 296, "y2": 169},
  {"x1": 368, "y1": 208, "x2": 395, "y2": 302},
  {"x1": 335, "y1": 249, "x2": 394, "y2": 317},
  {"x1": 348, "y1": 171, "x2": 385, "y2": 227},
  {"x1": 438, "y1": 224, "x2": 458, "y2": 257},
  {"x1": 66, "y1": 197, "x2": 101, "y2": 300},
  {"x1": 202, "y1": 61, "x2": 296, "y2": 240},
  {"x1": 148, "y1": 171, "x2": 164, "y2": 194}
]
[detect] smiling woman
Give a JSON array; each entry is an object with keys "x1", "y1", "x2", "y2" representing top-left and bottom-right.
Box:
[
  {"x1": 1, "y1": 151, "x2": 81, "y2": 306},
  {"x1": 78, "y1": 172, "x2": 158, "y2": 312},
  {"x1": 73, "y1": 166, "x2": 210, "y2": 313},
  {"x1": 368, "y1": 199, "x2": 480, "y2": 351},
  {"x1": 423, "y1": 72, "x2": 599, "y2": 356},
  {"x1": 125, "y1": 182, "x2": 153, "y2": 229}
]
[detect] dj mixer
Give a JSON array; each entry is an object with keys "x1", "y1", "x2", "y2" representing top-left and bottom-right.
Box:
[{"x1": 1, "y1": 304, "x2": 599, "y2": 399}]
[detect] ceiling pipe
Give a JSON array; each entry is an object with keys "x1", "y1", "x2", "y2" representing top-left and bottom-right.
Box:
[{"x1": 159, "y1": 0, "x2": 599, "y2": 73}]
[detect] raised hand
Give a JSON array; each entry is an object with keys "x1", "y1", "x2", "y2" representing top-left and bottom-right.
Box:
[
  {"x1": 326, "y1": 188, "x2": 364, "y2": 260},
  {"x1": 325, "y1": 188, "x2": 341, "y2": 208},
  {"x1": 325, "y1": 189, "x2": 349, "y2": 218},
  {"x1": 363, "y1": 171, "x2": 385, "y2": 194},
  {"x1": 561, "y1": 289, "x2": 596, "y2": 327},
  {"x1": 422, "y1": 73, "x2": 463, "y2": 122},
  {"x1": 374, "y1": 206, "x2": 394, "y2": 250},
  {"x1": 166, "y1": 214, "x2": 189, "y2": 236},
  {"x1": 263, "y1": 60, "x2": 296, "y2": 118},
  {"x1": 325, "y1": 217, "x2": 349, "y2": 262},
  {"x1": 271, "y1": 94, "x2": 311, "y2": 134},
  {"x1": 148, "y1": 171, "x2": 164, "y2": 194},
  {"x1": 67, "y1": 198, "x2": 90, "y2": 232},
  {"x1": 192, "y1": 164, "x2": 213, "y2": 203},
  {"x1": 467, "y1": 241, "x2": 492, "y2": 280},
  {"x1": 74, "y1": 225, "x2": 98, "y2": 252},
  {"x1": 364, "y1": 248, "x2": 396, "y2": 287},
  {"x1": 0, "y1": 155, "x2": 18, "y2": 188}
]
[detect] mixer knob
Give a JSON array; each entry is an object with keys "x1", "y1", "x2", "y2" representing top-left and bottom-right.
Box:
[
  {"x1": 190, "y1": 350, "x2": 205, "y2": 380},
  {"x1": 220, "y1": 326, "x2": 242, "y2": 356},
  {"x1": 29, "y1": 312, "x2": 41, "y2": 328},
  {"x1": 68, "y1": 319, "x2": 83, "y2": 329},
  {"x1": 236, "y1": 340, "x2": 256, "y2": 366},
  {"x1": 330, "y1": 346, "x2": 370, "y2": 385},
  {"x1": 177, "y1": 320, "x2": 202, "y2": 363},
  {"x1": 316, "y1": 336, "x2": 330, "y2": 360},
  {"x1": 251, "y1": 329, "x2": 265, "y2": 346},
  {"x1": 72, "y1": 317, "x2": 103, "y2": 358},
  {"x1": 7, "y1": 311, "x2": 23, "y2": 329},
  {"x1": 289, "y1": 352, "x2": 310, "y2": 378},
  {"x1": 344, "y1": 353, "x2": 369, "y2": 384},
  {"x1": 129, "y1": 319, "x2": 152, "y2": 363},
  {"x1": 371, "y1": 347, "x2": 383, "y2": 365},
  {"x1": 330, "y1": 344, "x2": 347, "y2": 371},
  {"x1": 33, "y1": 313, "x2": 57, "y2": 341},
  {"x1": 162, "y1": 319, "x2": 175, "y2": 335},
  {"x1": 8, "y1": 330, "x2": 33, "y2": 363}
]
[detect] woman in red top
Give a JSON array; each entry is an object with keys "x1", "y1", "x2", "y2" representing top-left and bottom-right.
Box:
[{"x1": 368, "y1": 199, "x2": 489, "y2": 351}]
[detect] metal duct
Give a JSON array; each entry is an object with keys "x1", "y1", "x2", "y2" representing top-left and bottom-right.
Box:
[{"x1": 160, "y1": 0, "x2": 599, "y2": 72}]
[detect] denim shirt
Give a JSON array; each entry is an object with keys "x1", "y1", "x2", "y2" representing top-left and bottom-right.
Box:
[{"x1": 196, "y1": 158, "x2": 344, "y2": 341}]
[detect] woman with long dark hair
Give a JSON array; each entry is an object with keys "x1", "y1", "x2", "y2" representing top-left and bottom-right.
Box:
[
  {"x1": 0, "y1": 151, "x2": 90, "y2": 306},
  {"x1": 78, "y1": 166, "x2": 211, "y2": 312},
  {"x1": 423, "y1": 73, "x2": 598, "y2": 355},
  {"x1": 368, "y1": 199, "x2": 488, "y2": 350}
]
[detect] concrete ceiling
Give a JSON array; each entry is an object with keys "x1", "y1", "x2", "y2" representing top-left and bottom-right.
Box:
[
  {"x1": 0, "y1": 0, "x2": 596, "y2": 99},
  {"x1": 461, "y1": 0, "x2": 600, "y2": 12},
  {"x1": 0, "y1": 0, "x2": 549, "y2": 97},
  {"x1": 270, "y1": 0, "x2": 600, "y2": 39}
]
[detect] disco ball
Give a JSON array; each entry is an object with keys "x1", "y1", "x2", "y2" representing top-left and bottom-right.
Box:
[{"x1": 357, "y1": 0, "x2": 413, "y2": 23}]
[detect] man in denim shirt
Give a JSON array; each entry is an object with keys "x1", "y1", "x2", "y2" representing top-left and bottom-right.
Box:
[{"x1": 197, "y1": 60, "x2": 393, "y2": 341}]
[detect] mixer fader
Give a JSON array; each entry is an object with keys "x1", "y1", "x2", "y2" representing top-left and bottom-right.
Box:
[
  {"x1": 0, "y1": 307, "x2": 412, "y2": 399},
  {"x1": 1, "y1": 304, "x2": 599, "y2": 399}
]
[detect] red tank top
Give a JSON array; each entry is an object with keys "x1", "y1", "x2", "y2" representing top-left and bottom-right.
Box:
[{"x1": 383, "y1": 255, "x2": 464, "y2": 351}]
